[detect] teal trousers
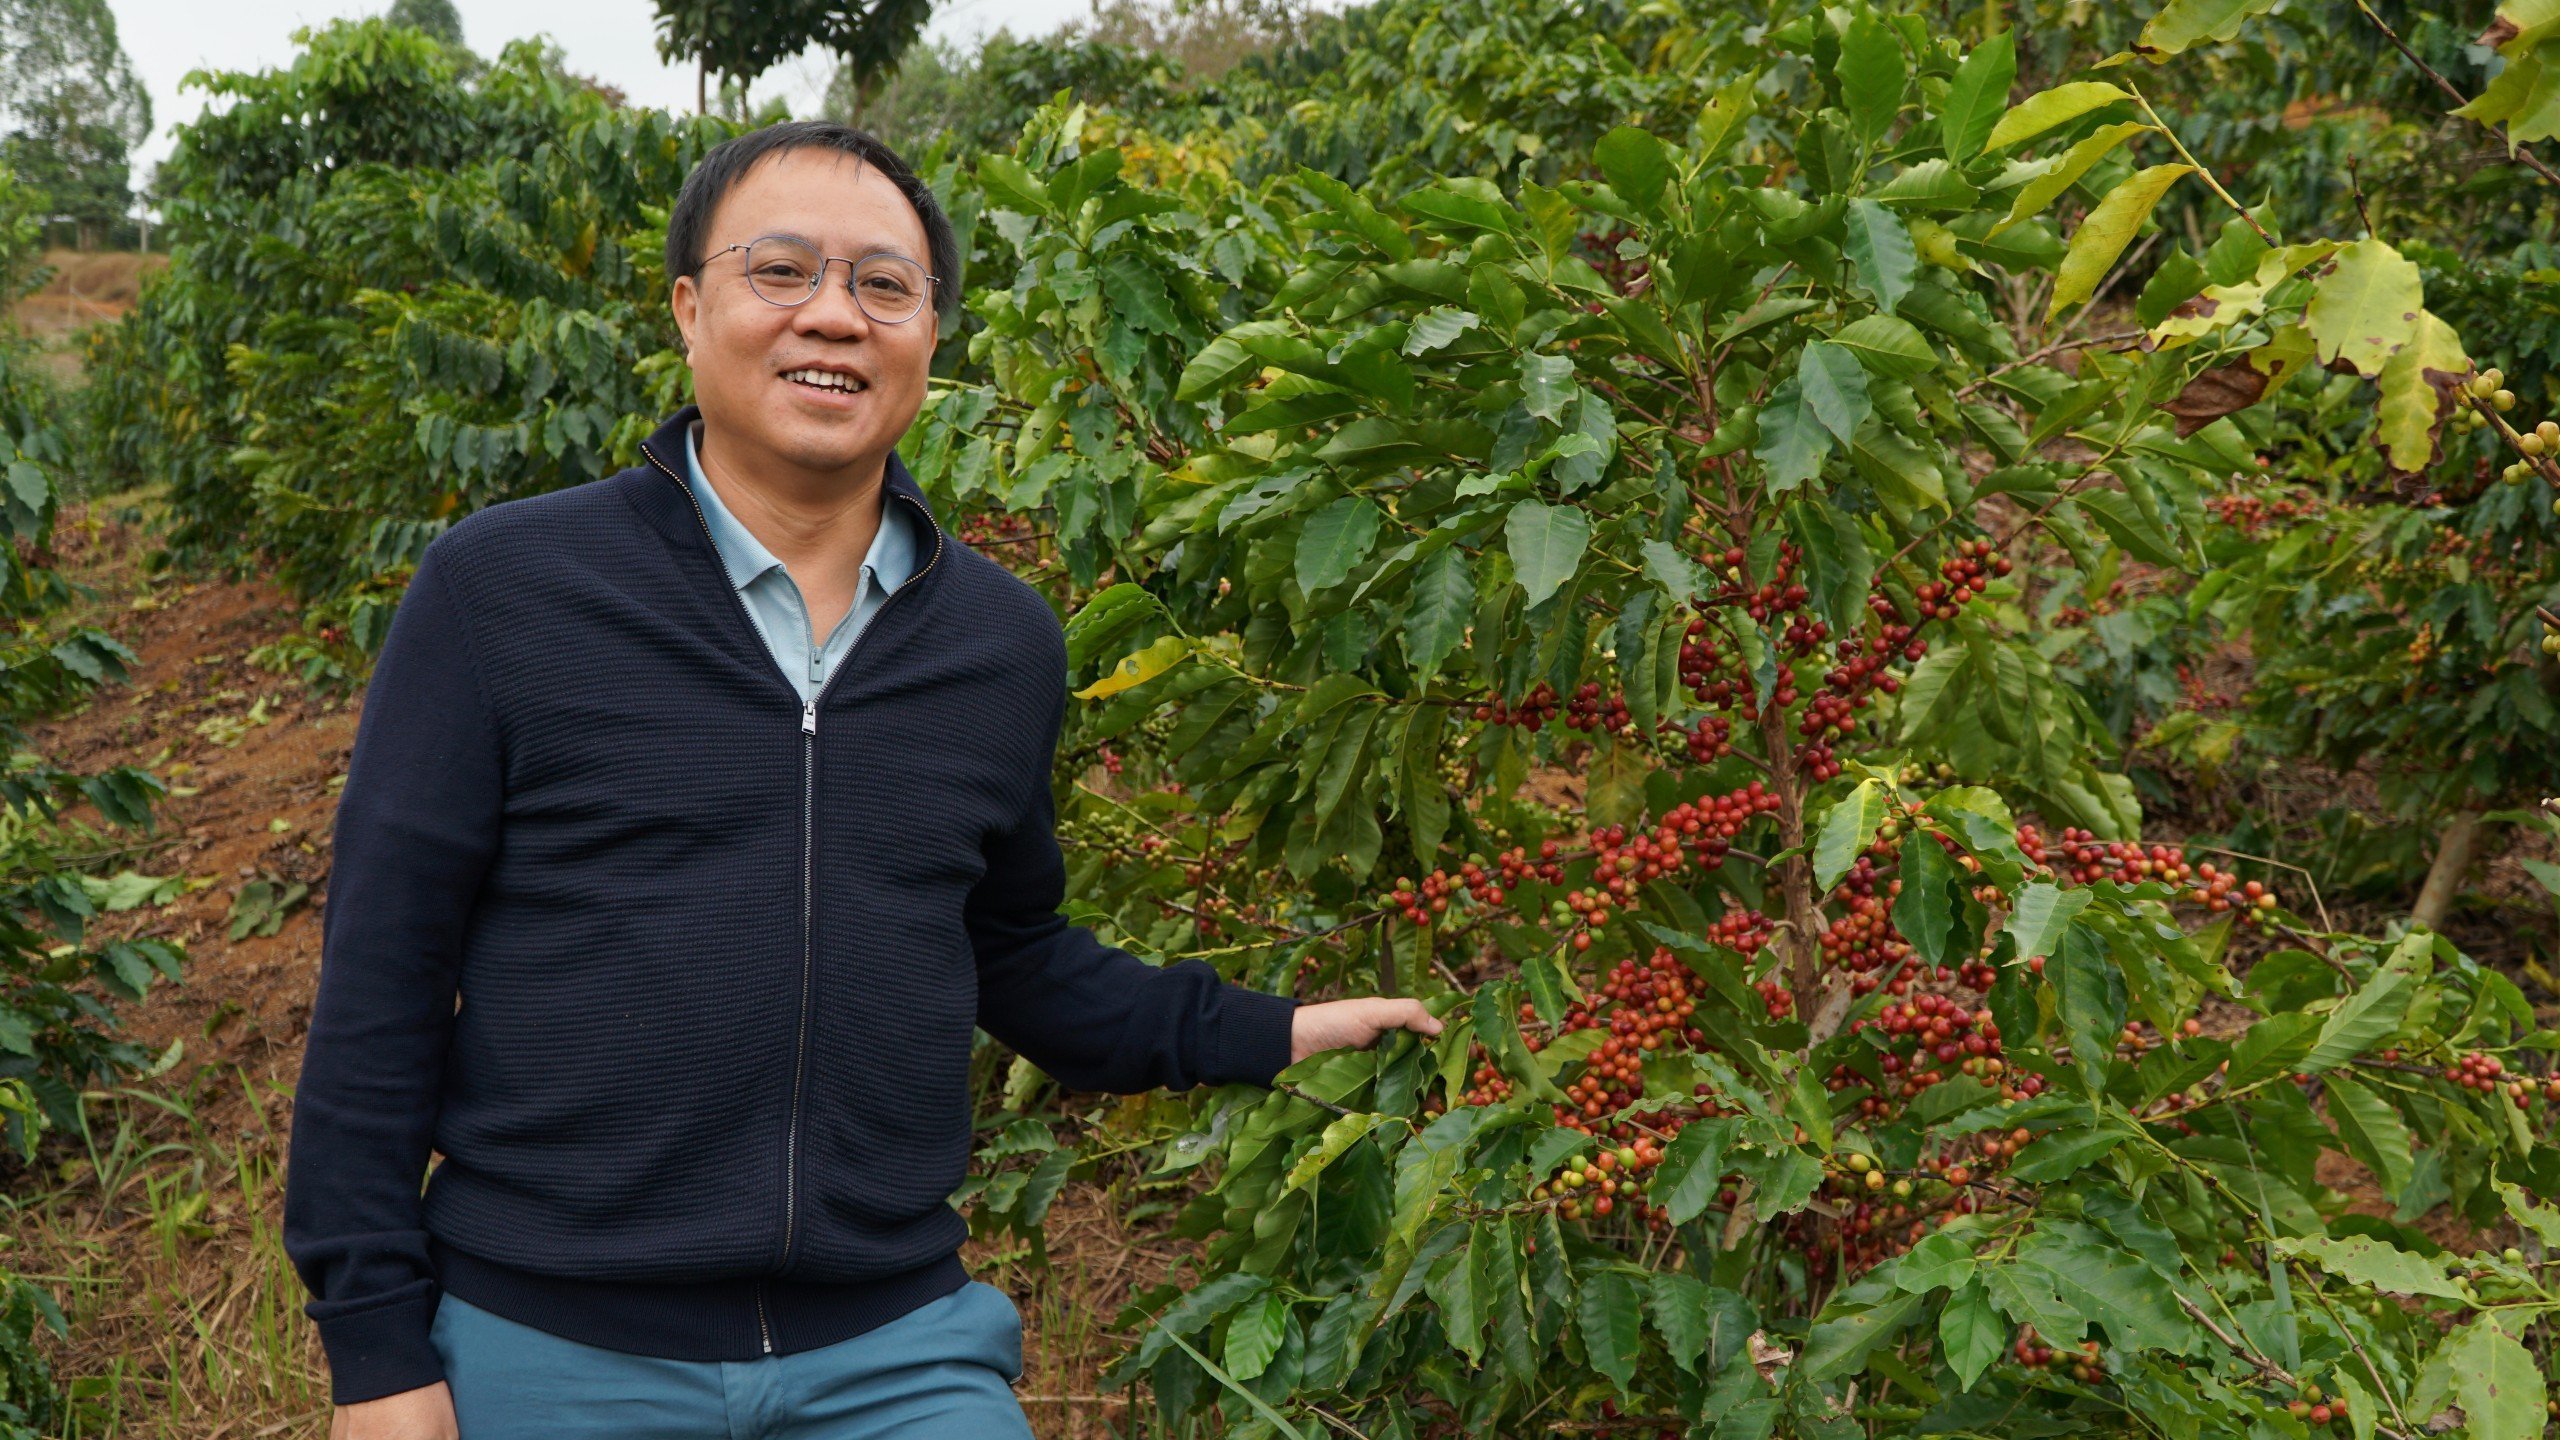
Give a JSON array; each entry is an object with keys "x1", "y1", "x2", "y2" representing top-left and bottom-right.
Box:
[{"x1": 426, "y1": 1281, "x2": 1038, "y2": 1438}]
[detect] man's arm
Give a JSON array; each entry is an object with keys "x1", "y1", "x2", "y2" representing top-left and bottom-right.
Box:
[
  {"x1": 968, "y1": 689, "x2": 1300, "y2": 1093},
  {"x1": 284, "y1": 541, "x2": 504, "y2": 1405}
]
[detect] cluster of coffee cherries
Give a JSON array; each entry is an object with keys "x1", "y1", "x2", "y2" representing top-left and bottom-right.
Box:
[
  {"x1": 1562, "y1": 682, "x2": 1633, "y2": 734},
  {"x1": 2503, "y1": 417, "x2": 2560, "y2": 486},
  {"x1": 1536, "y1": 951, "x2": 1706, "y2": 1120},
  {"x1": 1528, "y1": 1135, "x2": 1674, "y2": 1226},
  {"x1": 2439, "y1": 1050, "x2": 2560, "y2": 1109},
  {"x1": 1457, "y1": 1039, "x2": 1516, "y2": 1109},
  {"x1": 2017, "y1": 826, "x2": 2278, "y2": 916},
  {"x1": 1473, "y1": 681, "x2": 1561, "y2": 731},
  {"x1": 2013, "y1": 1329, "x2": 2108, "y2": 1385},
  {"x1": 1671, "y1": 712, "x2": 1734, "y2": 763},
  {"x1": 1385, "y1": 870, "x2": 1464, "y2": 926},
  {"x1": 2206, "y1": 490, "x2": 2317, "y2": 537},
  {"x1": 1914, "y1": 539, "x2": 2010, "y2": 619},
  {"x1": 2275, "y1": 1383, "x2": 2350, "y2": 1428},
  {"x1": 1839, "y1": 995, "x2": 2007, "y2": 1110}
]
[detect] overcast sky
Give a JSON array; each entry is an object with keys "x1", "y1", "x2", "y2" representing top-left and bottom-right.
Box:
[{"x1": 114, "y1": 0, "x2": 1094, "y2": 176}]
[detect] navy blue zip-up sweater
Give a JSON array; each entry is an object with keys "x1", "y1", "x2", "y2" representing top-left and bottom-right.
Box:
[{"x1": 282, "y1": 405, "x2": 1301, "y2": 1405}]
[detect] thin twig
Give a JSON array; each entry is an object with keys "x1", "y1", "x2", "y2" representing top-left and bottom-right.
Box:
[{"x1": 2350, "y1": 0, "x2": 2560, "y2": 192}]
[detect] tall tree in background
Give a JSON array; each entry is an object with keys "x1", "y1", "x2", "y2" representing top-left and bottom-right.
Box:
[
  {"x1": 0, "y1": 0, "x2": 149, "y2": 249},
  {"x1": 385, "y1": 0, "x2": 467, "y2": 48},
  {"x1": 653, "y1": 0, "x2": 935, "y2": 115}
]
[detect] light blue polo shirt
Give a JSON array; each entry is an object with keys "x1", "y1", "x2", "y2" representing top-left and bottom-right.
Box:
[{"x1": 684, "y1": 423, "x2": 921, "y2": 702}]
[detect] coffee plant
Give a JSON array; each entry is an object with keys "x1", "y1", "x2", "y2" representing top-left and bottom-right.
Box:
[
  {"x1": 0, "y1": 165, "x2": 181, "y2": 1140},
  {"x1": 78, "y1": 0, "x2": 2560, "y2": 1436},
  {"x1": 901, "y1": 5, "x2": 2560, "y2": 1436}
]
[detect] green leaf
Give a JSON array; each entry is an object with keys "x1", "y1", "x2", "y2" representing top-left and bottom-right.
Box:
[
  {"x1": 2445, "y1": 1317, "x2": 2546, "y2": 1440},
  {"x1": 1296, "y1": 495, "x2": 1383, "y2": 594},
  {"x1": 1838, "y1": 10, "x2": 1907, "y2": 143},
  {"x1": 2323, "y1": 1073, "x2": 2413, "y2": 1197},
  {"x1": 2277, "y1": 1234, "x2": 2463, "y2": 1300},
  {"x1": 1797, "y1": 341, "x2": 1872, "y2": 445},
  {"x1": 1064, "y1": 583, "x2": 1168, "y2": 668},
  {"x1": 2301, "y1": 935, "x2": 2426, "y2": 1073},
  {"x1": 1521, "y1": 352, "x2": 1576, "y2": 422},
  {"x1": 1892, "y1": 834, "x2": 1961, "y2": 966},
  {"x1": 2052, "y1": 929, "x2": 2127, "y2": 1088},
  {"x1": 2224, "y1": 1012, "x2": 2321, "y2": 1088},
  {"x1": 1804, "y1": 1288, "x2": 1924, "y2": 1381},
  {"x1": 1986, "y1": 82, "x2": 2133, "y2": 152},
  {"x1": 1894, "y1": 1230, "x2": 1979, "y2": 1293},
  {"x1": 1650, "y1": 1118, "x2": 1739, "y2": 1225},
  {"x1": 2006, "y1": 883, "x2": 2091, "y2": 962},
  {"x1": 1846, "y1": 419, "x2": 1948, "y2": 511},
  {"x1": 1223, "y1": 1290, "x2": 1289, "y2": 1380},
  {"x1": 1871, "y1": 159, "x2": 1980, "y2": 212},
  {"x1": 1843, "y1": 200, "x2": 1917, "y2": 316},
  {"x1": 2135, "y1": 0, "x2": 2282, "y2": 58},
  {"x1": 1755, "y1": 379, "x2": 1831, "y2": 491},
  {"x1": 1283, "y1": 1112, "x2": 1387, "y2": 1192},
  {"x1": 1595, "y1": 125, "x2": 1676, "y2": 214},
  {"x1": 1991, "y1": 121, "x2": 2152, "y2": 237},
  {"x1": 1813, "y1": 779, "x2": 1890, "y2": 891},
  {"x1": 1940, "y1": 32, "x2": 2017, "y2": 162},
  {"x1": 2303, "y1": 237, "x2": 2425, "y2": 379},
  {"x1": 1647, "y1": 1271, "x2": 1720, "y2": 1374},
  {"x1": 1995, "y1": 1221, "x2": 2191, "y2": 1353},
  {"x1": 1505, "y1": 500, "x2": 1591, "y2": 607},
  {"x1": 1405, "y1": 306, "x2": 1482, "y2": 355},
  {"x1": 2047, "y1": 164, "x2": 2194, "y2": 319},
  {"x1": 1829, "y1": 315, "x2": 1935, "y2": 378},
  {"x1": 1639, "y1": 538, "x2": 1705, "y2": 607},
  {"x1": 1938, "y1": 1280, "x2": 2004, "y2": 1390},
  {"x1": 1157, "y1": 1326, "x2": 1310, "y2": 1440},
  {"x1": 1402, "y1": 547, "x2": 1475, "y2": 675},
  {"x1": 1577, "y1": 1267, "x2": 1646, "y2": 1394},
  {"x1": 2005, "y1": 1124, "x2": 2129, "y2": 1182}
]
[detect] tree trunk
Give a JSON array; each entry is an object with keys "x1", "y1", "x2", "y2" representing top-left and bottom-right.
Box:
[
  {"x1": 698, "y1": 59, "x2": 708, "y2": 117},
  {"x1": 2412, "y1": 809, "x2": 2484, "y2": 932}
]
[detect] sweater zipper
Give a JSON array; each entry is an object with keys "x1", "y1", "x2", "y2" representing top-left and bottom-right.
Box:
[{"x1": 645, "y1": 441, "x2": 947, "y2": 1355}]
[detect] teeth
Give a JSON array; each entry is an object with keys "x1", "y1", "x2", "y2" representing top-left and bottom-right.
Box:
[{"x1": 784, "y1": 369, "x2": 865, "y2": 392}]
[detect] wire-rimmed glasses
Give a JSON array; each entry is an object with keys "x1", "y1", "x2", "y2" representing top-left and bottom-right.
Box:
[{"x1": 706, "y1": 236, "x2": 938, "y2": 324}]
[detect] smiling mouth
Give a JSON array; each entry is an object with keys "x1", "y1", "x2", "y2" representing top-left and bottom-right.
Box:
[{"x1": 782, "y1": 368, "x2": 868, "y2": 395}]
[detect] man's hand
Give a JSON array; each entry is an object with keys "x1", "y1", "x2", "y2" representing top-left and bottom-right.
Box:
[
  {"x1": 1289, "y1": 997, "x2": 1443, "y2": 1064},
  {"x1": 329, "y1": 1381, "x2": 458, "y2": 1440}
]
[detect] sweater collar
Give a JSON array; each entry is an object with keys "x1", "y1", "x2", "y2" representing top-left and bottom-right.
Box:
[
  {"x1": 678, "y1": 419, "x2": 920, "y2": 599},
  {"x1": 637, "y1": 405, "x2": 944, "y2": 556}
]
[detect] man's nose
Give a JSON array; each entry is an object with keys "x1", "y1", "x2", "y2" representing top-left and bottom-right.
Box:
[{"x1": 790, "y1": 262, "x2": 873, "y2": 340}]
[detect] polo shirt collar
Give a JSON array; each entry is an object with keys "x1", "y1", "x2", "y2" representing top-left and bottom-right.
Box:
[{"x1": 683, "y1": 421, "x2": 918, "y2": 597}]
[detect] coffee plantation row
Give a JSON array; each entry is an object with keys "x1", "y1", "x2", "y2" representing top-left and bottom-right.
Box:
[{"x1": 34, "y1": 0, "x2": 2560, "y2": 1436}]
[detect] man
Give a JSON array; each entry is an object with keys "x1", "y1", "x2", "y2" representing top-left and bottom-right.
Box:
[{"x1": 284, "y1": 120, "x2": 1440, "y2": 1440}]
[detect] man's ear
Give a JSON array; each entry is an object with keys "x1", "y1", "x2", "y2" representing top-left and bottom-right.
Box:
[{"x1": 671, "y1": 274, "x2": 700, "y2": 361}]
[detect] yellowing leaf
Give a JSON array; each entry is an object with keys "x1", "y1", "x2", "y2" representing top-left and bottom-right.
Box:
[
  {"x1": 1074, "y1": 635, "x2": 1192, "y2": 699},
  {"x1": 2135, "y1": 0, "x2": 2282, "y2": 58},
  {"x1": 2305, "y1": 238, "x2": 2426, "y2": 378},
  {"x1": 2376, "y1": 309, "x2": 2471, "y2": 475},
  {"x1": 1985, "y1": 82, "x2": 2133, "y2": 152},
  {"x1": 2148, "y1": 242, "x2": 2341, "y2": 347},
  {"x1": 2047, "y1": 165, "x2": 2193, "y2": 319},
  {"x1": 1990, "y1": 121, "x2": 2153, "y2": 237}
]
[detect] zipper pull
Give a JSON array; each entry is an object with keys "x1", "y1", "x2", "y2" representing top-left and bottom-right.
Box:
[{"x1": 802, "y1": 698, "x2": 818, "y2": 734}]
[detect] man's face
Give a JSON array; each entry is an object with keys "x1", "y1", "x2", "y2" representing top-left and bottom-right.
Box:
[{"x1": 670, "y1": 148, "x2": 939, "y2": 481}]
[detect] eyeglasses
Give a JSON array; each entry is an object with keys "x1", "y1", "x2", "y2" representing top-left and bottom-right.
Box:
[{"x1": 704, "y1": 236, "x2": 939, "y2": 324}]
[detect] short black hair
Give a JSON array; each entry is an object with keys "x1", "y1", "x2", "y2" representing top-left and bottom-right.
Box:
[{"x1": 666, "y1": 120, "x2": 962, "y2": 320}]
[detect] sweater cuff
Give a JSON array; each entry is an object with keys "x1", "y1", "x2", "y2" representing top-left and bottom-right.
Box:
[
  {"x1": 1210, "y1": 987, "x2": 1300, "y2": 1087},
  {"x1": 315, "y1": 1290, "x2": 447, "y2": 1405}
]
